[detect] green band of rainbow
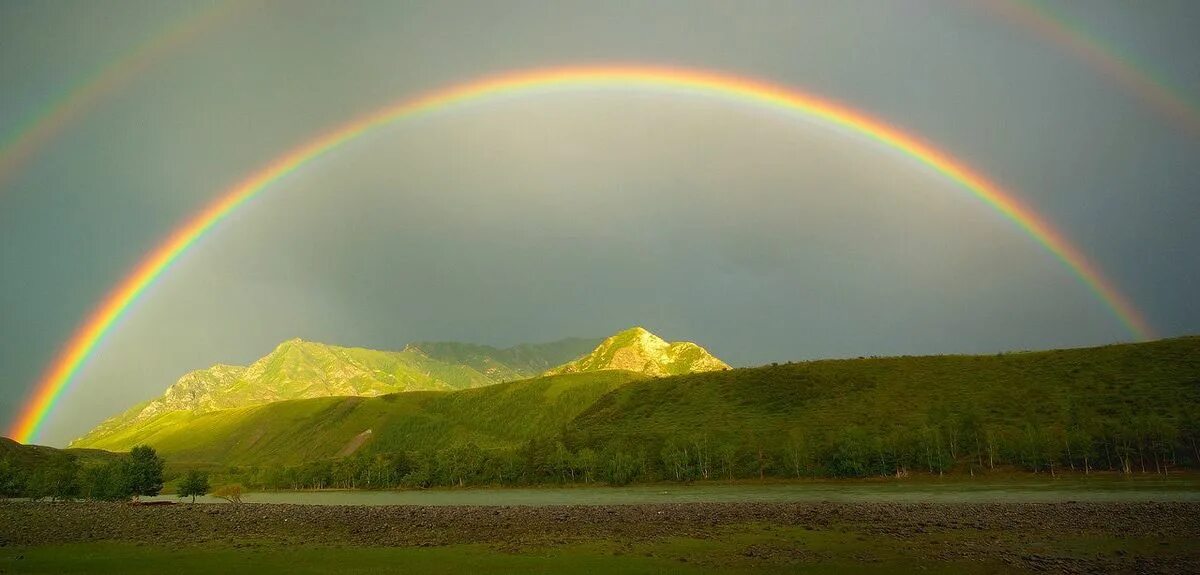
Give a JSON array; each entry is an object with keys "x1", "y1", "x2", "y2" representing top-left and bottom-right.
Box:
[{"x1": 7, "y1": 65, "x2": 1155, "y2": 443}]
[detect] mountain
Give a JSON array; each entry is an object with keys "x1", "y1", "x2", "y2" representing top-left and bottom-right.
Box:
[
  {"x1": 73, "y1": 338, "x2": 503, "y2": 447},
  {"x1": 404, "y1": 337, "x2": 601, "y2": 381},
  {"x1": 73, "y1": 329, "x2": 716, "y2": 449},
  {"x1": 545, "y1": 327, "x2": 729, "y2": 376}
]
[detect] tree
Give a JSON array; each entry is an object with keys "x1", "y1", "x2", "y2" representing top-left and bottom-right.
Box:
[
  {"x1": 177, "y1": 470, "x2": 210, "y2": 503},
  {"x1": 45, "y1": 453, "x2": 81, "y2": 501},
  {"x1": 212, "y1": 484, "x2": 244, "y2": 504},
  {"x1": 828, "y1": 427, "x2": 872, "y2": 477},
  {"x1": 80, "y1": 460, "x2": 133, "y2": 501},
  {"x1": 125, "y1": 445, "x2": 165, "y2": 499},
  {"x1": 0, "y1": 457, "x2": 25, "y2": 498},
  {"x1": 574, "y1": 448, "x2": 598, "y2": 483}
]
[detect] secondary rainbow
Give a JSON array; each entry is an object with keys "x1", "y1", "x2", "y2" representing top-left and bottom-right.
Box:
[
  {"x1": 985, "y1": 0, "x2": 1200, "y2": 135},
  {"x1": 0, "y1": 1, "x2": 240, "y2": 190},
  {"x1": 8, "y1": 65, "x2": 1155, "y2": 443}
]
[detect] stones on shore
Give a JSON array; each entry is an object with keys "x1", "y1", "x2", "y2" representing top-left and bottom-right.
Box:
[{"x1": 0, "y1": 500, "x2": 1197, "y2": 572}]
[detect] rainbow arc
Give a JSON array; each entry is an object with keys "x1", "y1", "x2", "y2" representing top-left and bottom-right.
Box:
[{"x1": 7, "y1": 65, "x2": 1154, "y2": 443}]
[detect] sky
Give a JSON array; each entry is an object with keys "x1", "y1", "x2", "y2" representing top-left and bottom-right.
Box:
[{"x1": 1, "y1": 0, "x2": 1198, "y2": 446}]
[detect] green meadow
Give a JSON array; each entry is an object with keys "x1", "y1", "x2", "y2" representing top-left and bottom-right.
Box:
[{"x1": 3, "y1": 521, "x2": 1191, "y2": 575}]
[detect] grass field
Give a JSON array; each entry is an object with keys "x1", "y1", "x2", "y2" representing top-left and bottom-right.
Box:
[{"x1": 1, "y1": 521, "x2": 1191, "y2": 574}]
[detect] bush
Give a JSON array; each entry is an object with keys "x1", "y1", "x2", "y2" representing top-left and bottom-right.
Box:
[
  {"x1": 177, "y1": 470, "x2": 210, "y2": 503},
  {"x1": 212, "y1": 484, "x2": 243, "y2": 504}
]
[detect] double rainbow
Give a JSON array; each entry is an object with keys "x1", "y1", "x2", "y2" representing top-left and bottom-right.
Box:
[{"x1": 7, "y1": 65, "x2": 1154, "y2": 443}]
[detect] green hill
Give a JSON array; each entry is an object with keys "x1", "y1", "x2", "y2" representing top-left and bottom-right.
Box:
[
  {"x1": 0, "y1": 437, "x2": 118, "y2": 468},
  {"x1": 564, "y1": 336, "x2": 1200, "y2": 476}
]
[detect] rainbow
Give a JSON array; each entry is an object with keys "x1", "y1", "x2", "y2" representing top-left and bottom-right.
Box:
[
  {"x1": 7, "y1": 65, "x2": 1155, "y2": 443},
  {"x1": 985, "y1": 0, "x2": 1200, "y2": 135},
  {"x1": 0, "y1": 1, "x2": 239, "y2": 190}
]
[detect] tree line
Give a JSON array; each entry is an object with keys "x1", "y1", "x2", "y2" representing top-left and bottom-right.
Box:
[
  {"x1": 6, "y1": 406, "x2": 1197, "y2": 494},
  {"x1": 225, "y1": 407, "x2": 1200, "y2": 490},
  {"x1": 0, "y1": 445, "x2": 177, "y2": 501}
]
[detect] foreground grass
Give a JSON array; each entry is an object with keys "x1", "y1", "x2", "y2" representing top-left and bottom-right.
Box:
[{"x1": 3, "y1": 522, "x2": 1190, "y2": 575}]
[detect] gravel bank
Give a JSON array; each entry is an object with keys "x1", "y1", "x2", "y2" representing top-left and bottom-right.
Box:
[
  {"x1": 1, "y1": 500, "x2": 1196, "y2": 546},
  {"x1": 2, "y1": 501, "x2": 1197, "y2": 573}
]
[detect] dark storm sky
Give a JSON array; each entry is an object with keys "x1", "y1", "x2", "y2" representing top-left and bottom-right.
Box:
[{"x1": 1, "y1": 0, "x2": 1198, "y2": 445}]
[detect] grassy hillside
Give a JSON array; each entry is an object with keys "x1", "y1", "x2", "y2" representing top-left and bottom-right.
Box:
[
  {"x1": 75, "y1": 371, "x2": 646, "y2": 467},
  {"x1": 567, "y1": 336, "x2": 1200, "y2": 448},
  {"x1": 0, "y1": 437, "x2": 119, "y2": 467}
]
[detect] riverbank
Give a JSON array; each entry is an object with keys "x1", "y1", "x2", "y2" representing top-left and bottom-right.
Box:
[
  {"x1": 147, "y1": 474, "x2": 1200, "y2": 506},
  {"x1": 2, "y1": 501, "x2": 1198, "y2": 573}
]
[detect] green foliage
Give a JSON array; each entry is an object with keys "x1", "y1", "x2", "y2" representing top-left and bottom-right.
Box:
[
  {"x1": 80, "y1": 460, "x2": 133, "y2": 501},
  {"x1": 44, "y1": 453, "x2": 81, "y2": 501},
  {"x1": 126, "y1": 445, "x2": 165, "y2": 498},
  {"x1": 177, "y1": 470, "x2": 210, "y2": 503},
  {"x1": 0, "y1": 457, "x2": 26, "y2": 498}
]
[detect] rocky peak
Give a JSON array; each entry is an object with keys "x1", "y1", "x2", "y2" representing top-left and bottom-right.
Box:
[{"x1": 545, "y1": 327, "x2": 729, "y2": 377}]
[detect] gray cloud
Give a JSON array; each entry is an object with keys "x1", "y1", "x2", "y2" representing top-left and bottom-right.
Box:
[{"x1": 2, "y1": 0, "x2": 1197, "y2": 445}]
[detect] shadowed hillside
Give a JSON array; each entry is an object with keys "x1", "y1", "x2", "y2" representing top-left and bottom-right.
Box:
[{"x1": 564, "y1": 336, "x2": 1200, "y2": 477}]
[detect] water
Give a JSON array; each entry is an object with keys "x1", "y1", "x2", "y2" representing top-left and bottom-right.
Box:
[{"x1": 155, "y1": 477, "x2": 1200, "y2": 506}]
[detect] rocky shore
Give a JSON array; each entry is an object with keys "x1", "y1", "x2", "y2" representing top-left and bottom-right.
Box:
[{"x1": 2, "y1": 501, "x2": 1197, "y2": 572}]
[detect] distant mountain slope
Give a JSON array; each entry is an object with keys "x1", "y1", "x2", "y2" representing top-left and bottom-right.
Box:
[
  {"x1": 73, "y1": 339, "x2": 500, "y2": 447},
  {"x1": 74, "y1": 329, "x2": 714, "y2": 449},
  {"x1": 404, "y1": 337, "x2": 601, "y2": 381},
  {"x1": 72, "y1": 371, "x2": 647, "y2": 466},
  {"x1": 545, "y1": 327, "x2": 729, "y2": 376}
]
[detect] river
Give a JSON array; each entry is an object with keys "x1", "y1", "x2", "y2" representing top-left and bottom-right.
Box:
[{"x1": 153, "y1": 476, "x2": 1200, "y2": 505}]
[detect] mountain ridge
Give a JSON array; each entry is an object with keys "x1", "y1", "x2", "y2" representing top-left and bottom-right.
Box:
[{"x1": 71, "y1": 328, "x2": 725, "y2": 448}]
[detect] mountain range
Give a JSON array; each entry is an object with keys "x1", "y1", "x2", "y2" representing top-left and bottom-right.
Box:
[
  {"x1": 68, "y1": 336, "x2": 1200, "y2": 478},
  {"x1": 73, "y1": 327, "x2": 727, "y2": 448}
]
